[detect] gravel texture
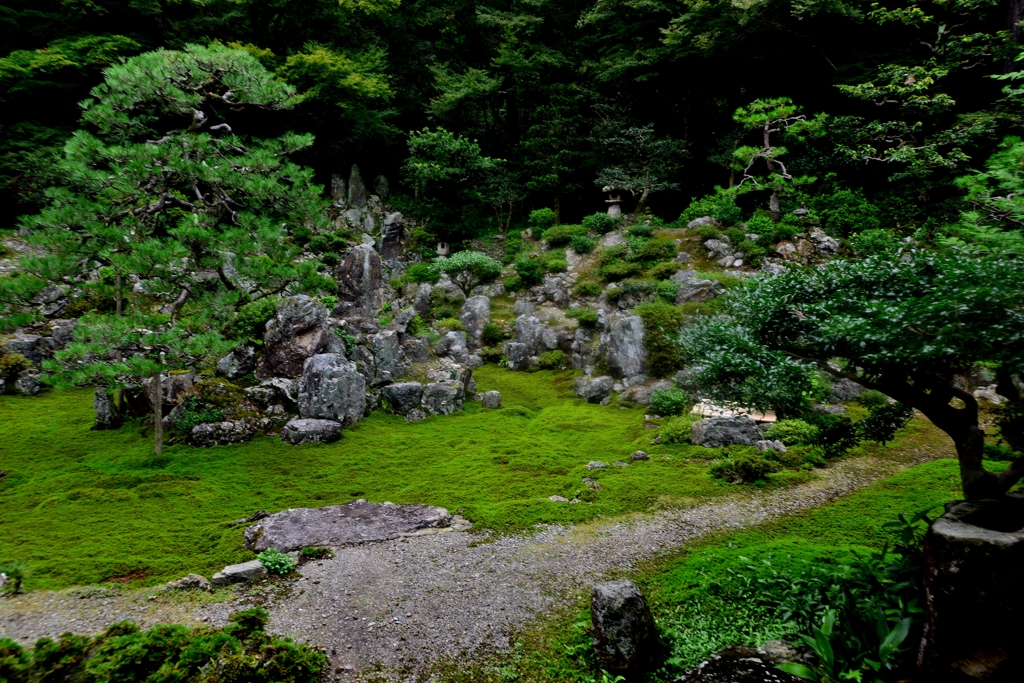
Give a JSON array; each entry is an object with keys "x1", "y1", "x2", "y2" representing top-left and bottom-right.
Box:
[{"x1": 0, "y1": 446, "x2": 950, "y2": 680}]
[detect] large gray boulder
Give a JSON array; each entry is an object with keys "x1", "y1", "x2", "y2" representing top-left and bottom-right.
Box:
[
  {"x1": 216, "y1": 345, "x2": 256, "y2": 380},
  {"x1": 188, "y1": 420, "x2": 257, "y2": 448},
  {"x1": 675, "y1": 279, "x2": 722, "y2": 304},
  {"x1": 515, "y1": 315, "x2": 559, "y2": 355},
  {"x1": 690, "y1": 416, "x2": 763, "y2": 448},
  {"x1": 435, "y1": 331, "x2": 469, "y2": 363},
  {"x1": 334, "y1": 243, "x2": 383, "y2": 319},
  {"x1": 504, "y1": 342, "x2": 534, "y2": 371},
  {"x1": 402, "y1": 336, "x2": 430, "y2": 363},
  {"x1": 280, "y1": 417, "x2": 342, "y2": 445},
  {"x1": 591, "y1": 580, "x2": 658, "y2": 678},
  {"x1": 256, "y1": 295, "x2": 331, "y2": 379},
  {"x1": 831, "y1": 378, "x2": 865, "y2": 401},
  {"x1": 574, "y1": 375, "x2": 614, "y2": 403},
  {"x1": 297, "y1": 353, "x2": 366, "y2": 427},
  {"x1": 371, "y1": 330, "x2": 405, "y2": 380},
  {"x1": 243, "y1": 499, "x2": 453, "y2": 552},
  {"x1": 413, "y1": 283, "x2": 433, "y2": 319},
  {"x1": 381, "y1": 382, "x2": 424, "y2": 415},
  {"x1": 211, "y1": 560, "x2": 267, "y2": 586},
  {"x1": 93, "y1": 387, "x2": 120, "y2": 430},
  {"x1": 15, "y1": 369, "x2": 40, "y2": 395},
  {"x1": 421, "y1": 381, "x2": 465, "y2": 415},
  {"x1": 605, "y1": 316, "x2": 647, "y2": 379},
  {"x1": 6, "y1": 333, "x2": 52, "y2": 365},
  {"x1": 619, "y1": 379, "x2": 674, "y2": 407},
  {"x1": 459, "y1": 296, "x2": 491, "y2": 348}
]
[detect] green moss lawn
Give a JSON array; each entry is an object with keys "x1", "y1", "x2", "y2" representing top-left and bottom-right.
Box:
[{"x1": 0, "y1": 367, "x2": 755, "y2": 590}]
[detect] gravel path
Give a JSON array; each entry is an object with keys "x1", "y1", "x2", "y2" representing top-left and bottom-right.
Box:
[{"x1": 0, "y1": 445, "x2": 951, "y2": 680}]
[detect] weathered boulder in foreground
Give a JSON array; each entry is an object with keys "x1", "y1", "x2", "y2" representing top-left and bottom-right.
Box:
[
  {"x1": 243, "y1": 499, "x2": 453, "y2": 552},
  {"x1": 297, "y1": 353, "x2": 366, "y2": 427},
  {"x1": 211, "y1": 560, "x2": 267, "y2": 586},
  {"x1": 256, "y1": 295, "x2": 331, "y2": 379},
  {"x1": 421, "y1": 380, "x2": 464, "y2": 415},
  {"x1": 92, "y1": 387, "x2": 120, "y2": 430},
  {"x1": 381, "y1": 382, "x2": 423, "y2": 415},
  {"x1": 189, "y1": 420, "x2": 257, "y2": 448},
  {"x1": 591, "y1": 579, "x2": 659, "y2": 679},
  {"x1": 280, "y1": 417, "x2": 342, "y2": 445},
  {"x1": 690, "y1": 416, "x2": 763, "y2": 448},
  {"x1": 334, "y1": 243, "x2": 384, "y2": 319},
  {"x1": 605, "y1": 316, "x2": 647, "y2": 379},
  {"x1": 574, "y1": 375, "x2": 614, "y2": 403},
  {"x1": 917, "y1": 498, "x2": 1024, "y2": 681},
  {"x1": 459, "y1": 295, "x2": 491, "y2": 348}
]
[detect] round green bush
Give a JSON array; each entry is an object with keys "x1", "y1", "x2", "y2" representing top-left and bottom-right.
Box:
[
  {"x1": 764, "y1": 419, "x2": 819, "y2": 445},
  {"x1": 565, "y1": 307, "x2": 599, "y2": 327},
  {"x1": 634, "y1": 239, "x2": 676, "y2": 262},
  {"x1": 529, "y1": 208, "x2": 557, "y2": 229},
  {"x1": 406, "y1": 263, "x2": 441, "y2": 284},
  {"x1": 544, "y1": 257, "x2": 568, "y2": 273},
  {"x1": 537, "y1": 349, "x2": 566, "y2": 369},
  {"x1": 503, "y1": 274, "x2": 525, "y2": 291},
  {"x1": 257, "y1": 547, "x2": 296, "y2": 575},
  {"x1": 650, "y1": 387, "x2": 692, "y2": 415},
  {"x1": 582, "y1": 212, "x2": 618, "y2": 234},
  {"x1": 436, "y1": 317, "x2": 466, "y2": 333},
  {"x1": 660, "y1": 415, "x2": 698, "y2": 443},
  {"x1": 649, "y1": 261, "x2": 683, "y2": 280},
  {"x1": 628, "y1": 224, "x2": 654, "y2": 238},
  {"x1": 680, "y1": 193, "x2": 742, "y2": 227},
  {"x1": 308, "y1": 235, "x2": 331, "y2": 254},
  {"x1": 514, "y1": 256, "x2": 544, "y2": 285},
  {"x1": 600, "y1": 261, "x2": 643, "y2": 282},
  {"x1": 482, "y1": 322, "x2": 506, "y2": 345},
  {"x1": 570, "y1": 234, "x2": 596, "y2": 254},
  {"x1": 542, "y1": 224, "x2": 588, "y2": 246},
  {"x1": 573, "y1": 280, "x2": 602, "y2": 297},
  {"x1": 656, "y1": 280, "x2": 681, "y2": 302}
]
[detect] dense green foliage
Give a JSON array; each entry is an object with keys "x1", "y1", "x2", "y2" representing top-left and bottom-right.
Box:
[{"x1": 0, "y1": 608, "x2": 326, "y2": 683}]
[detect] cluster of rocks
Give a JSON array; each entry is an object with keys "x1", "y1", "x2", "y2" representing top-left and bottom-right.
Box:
[{"x1": 1, "y1": 320, "x2": 77, "y2": 395}]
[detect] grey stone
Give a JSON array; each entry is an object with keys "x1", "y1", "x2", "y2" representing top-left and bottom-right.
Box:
[
  {"x1": 405, "y1": 408, "x2": 428, "y2": 422},
  {"x1": 591, "y1": 579, "x2": 658, "y2": 677},
  {"x1": 48, "y1": 319, "x2": 77, "y2": 348},
  {"x1": 211, "y1": 560, "x2": 267, "y2": 586},
  {"x1": 334, "y1": 244, "x2": 384, "y2": 319},
  {"x1": 674, "y1": 251, "x2": 691, "y2": 264},
  {"x1": 582, "y1": 478, "x2": 601, "y2": 490},
  {"x1": 505, "y1": 342, "x2": 533, "y2": 371},
  {"x1": 413, "y1": 283, "x2": 433, "y2": 319},
  {"x1": 761, "y1": 261, "x2": 788, "y2": 276},
  {"x1": 421, "y1": 381, "x2": 464, "y2": 415},
  {"x1": 280, "y1": 417, "x2": 342, "y2": 445},
  {"x1": 690, "y1": 416, "x2": 763, "y2": 448},
  {"x1": 381, "y1": 382, "x2": 423, "y2": 414},
  {"x1": 348, "y1": 164, "x2": 367, "y2": 207},
  {"x1": 297, "y1": 353, "x2": 366, "y2": 427},
  {"x1": 371, "y1": 330, "x2": 405, "y2": 380},
  {"x1": 14, "y1": 369, "x2": 40, "y2": 395},
  {"x1": 687, "y1": 216, "x2": 719, "y2": 230},
  {"x1": 703, "y1": 238, "x2": 733, "y2": 259},
  {"x1": 166, "y1": 573, "x2": 211, "y2": 592},
  {"x1": 669, "y1": 269, "x2": 697, "y2": 283},
  {"x1": 330, "y1": 173, "x2": 346, "y2": 200},
  {"x1": 217, "y1": 345, "x2": 256, "y2": 380},
  {"x1": 480, "y1": 390, "x2": 502, "y2": 408},
  {"x1": 613, "y1": 461, "x2": 628, "y2": 467},
  {"x1": 918, "y1": 499, "x2": 1024, "y2": 679},
  {"x1": 388, "y1": 307, "x2": 416, "y2": 334},
  {"x1": 259, "y1": 377, "x2": 298, "y2": 407},
  {"x1": 619, "y1": 380, "x2": 674, "y2": 406},
  {"x1": 675, "y1": 279, "x2": 723, "y2": 304},
  {"x1": 243, "y1": 499, "x2": 453, "y2": 552},
  {"x1": 574, "y1": 375, "x2": 614, "y2": 403},
  {"x1": 512, "y1": 300, "x2": 535, "y2": 317},
  {"x1": 435, "y1": 330, "x2": 469, "y2": 363},
  {"x1": 256, "y1": 295, "x2": 331, "y2": 379},
  {"x1": 808, "y1": 228, "x2": 839, "y2": 254},
  {"x1": 549, "y1": 495, "x2": 569, "y2": 503},
  {"x1": 432, "y1": 278, "x2": 467, "y2": 303},
  {"x1": 243, "y1": 386, "x2": 277, "y2": 408},
  {"x1": 587, "y1": 461, "x2": 607, "y2": 470},
  {"x1": 5, "y1": 333, "x2": 51, "y2": 365},
  {"x1": 142, "y1": 371, "x2": 197, "y2": 412},
  {"x1": 92, "y1": 387, "x2": 120, "y2": 430},
  {"x1": 543, "y1": 275, "x2": 570, "y2": 308},
  {"x1": 830, "y1": 378, "x2": 864, "y2": 402},
  {"x1": 757, "y1": 639, "x2": 801, "y2": 665},
  {"x1": 380, "y1": 211, "x2": 404, "y2": 260},
  {"x1": 677, "y1": 645, "x2": 803, "y2": 682},
  {"x1": 605, "y1": 317, "x2": 647, "y2": 379},
  {"x1": 459, "y1": 296, "x2": 491, "y2": 348},
  {"x1": 374, "y1": 175, "x2": 389, "y2": 200},
  {"x1": 755, "y1": 440, "x2": 776, "y2": 452},
  {"x1": 402, "y1": 337, "x2": 430, "y2": 363},
  {"x1": 188, "y1": 420, "x2": 257, "y2": 448}
]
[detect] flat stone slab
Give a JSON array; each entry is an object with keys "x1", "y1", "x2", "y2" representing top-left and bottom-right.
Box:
[
  {"x1": 243, "y1": 499, "x2": 455, "y2": 552},
  {"x1": 211, "y1": 560, "x2": 267, "y2": 586}
]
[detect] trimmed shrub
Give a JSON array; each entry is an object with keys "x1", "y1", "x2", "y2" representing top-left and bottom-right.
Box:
[
  {"x1": 537, "y1": 349, "x2": 566, "y2": 369},
  {"x1": 307, "y1": 235, "x2": 331, "y2": 254},
  {"x1": 573, "y1": 280, "x2": 602, "y2": 297},
  {"x1": 660, "y1": 414, "x2": 699, "y2": 443},
  {"x1": 634, "y1": 239, "x2": 676, "y2": 263},
  {"x1": 225, "y1": 296, "x2": 281, "y2": 344},
  {"x1": 627, "y1": 224, "x2": 654, "y2": 238},
  {"x1": 0, "y1": 608, "x2": 326, "y2": 683},
  {"x1": 528, "y1": 208, "x2": 557, "y2": 230},
  {"x1": 541, "y1": 254, "x2": 568, "y2": 273},
  {"x1": 405, "y1": 263, "x2": 441, "y2": 284},
  {"x1": 583, "y1": 212, "x2": 618, "y2": 234},
  {"x1": 292, "y1": 225, "x2": 312, "y2": 244},
  {"x1": 565, "y1": 307, "x2": 599, "y2": 327},
  {"x1": 635, "y1": 301, "x2": 687, "y2": 376},
  {"x1": 482, "y1": 322, "x2": 506, "y2": 345},
  {"x1": 503, "y1": 274, "x2": 524, "y2": 291},
  {"x1": 649, "y1": 261, "x2": 683, "y2": 280},
  {"x1": 430, "y1": 251, "x2": 502, "y2": 293},
  {"x1": 598, "y1": 244, "x2": 628, "y2": 266},
  {"x1": 650, "y1": 387, "x2": 692, "y2": 415},
  {"x1": 605, "y1": 286, "x2": 623, "y2": 302},
  {"x1": 570, "y1": 234, "x2": 596, "y2": 254},
  {"x1": 657, "y1": 279, "x2": 682, "y2": 302},
  {"x1": 436, "y1": 317, "x2": 466, "y2": 333},
  {"x1": 600, "y1": 261, "x2": 643, "y2": 282},
  {"x1": 851, "y1": 229, "x2": 900, "y2": 257},
  {"x1": 764, "y1": 419, "x2": 819, "y2": 445},
  {"x1": 856, "y1": 389, "x2": 890, "y2": 409},
  {"x1": 709, "y1": 450, "x2": 782, "y2": 483},
  {"x1": 514, "y1": 256, "x2": 544, "y2": 286},
  {"x1": 542, "y1": 224, "x2": 588, "y2": 246},
  {"x1": 694, "y1": 224, "x2": 721, "y2": 240},
  {"x1": 680, "y1": 193, "x2": 742, "y2": 227}
]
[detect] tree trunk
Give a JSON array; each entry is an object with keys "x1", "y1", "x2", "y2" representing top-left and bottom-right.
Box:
[
  {"x1": 1006, "y1": 0, "x2": 1024, "y2": 72},
  {"x1": 553, "y1": 193, "x2": 561, "y2": 224},
  {"x1": 151, "y1": 367, "x2": 163, "y2": 456},
  {"x1": 636, "y1": 187, "x2": 650, "y2": 215},
  {"x1": 115, "y1": 268, "x2": 123, "y2": 410}
]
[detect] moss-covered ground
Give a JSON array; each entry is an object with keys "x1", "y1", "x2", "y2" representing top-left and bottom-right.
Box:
[{"x1": 2, "y1": 366, "x2": 775, "y2": 591}]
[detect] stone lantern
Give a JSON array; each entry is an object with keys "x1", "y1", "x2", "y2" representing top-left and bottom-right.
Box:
[
  {"x1": 436, "y1": 242, "x2": 450, "y2": 258},
  {"x1": 603, "y1": 186, "x2": 624, "y2": 218}
]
